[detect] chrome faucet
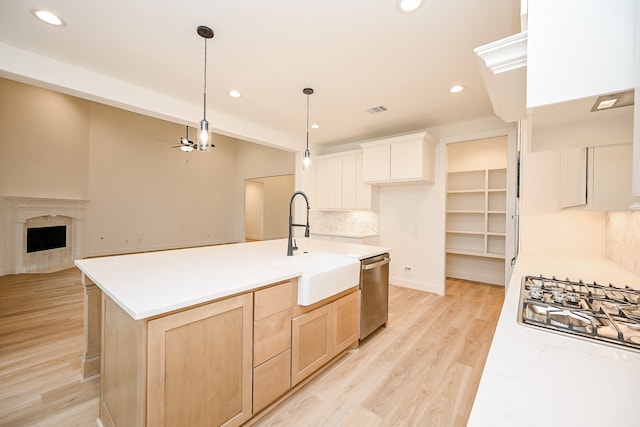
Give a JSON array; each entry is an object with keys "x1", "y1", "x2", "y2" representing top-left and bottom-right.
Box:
[{"x1": 287, "y1": 191, "x2": 310, "y2": 256}]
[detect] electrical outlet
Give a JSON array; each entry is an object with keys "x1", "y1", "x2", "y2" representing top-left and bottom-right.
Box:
[{"x1": 404, "y1": 266, "x2": 412, "y2": 276}]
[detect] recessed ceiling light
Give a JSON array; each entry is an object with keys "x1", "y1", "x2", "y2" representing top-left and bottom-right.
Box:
[
  {"x1": 591, "y1": 90, "x2": 634, "y2": 112},
  {"x1": 396, "y1": 0, "x2": 424, "y2": 13},
  {"x1": 449, "y1": 85, "x2": 464, "y2": 93},
  {"x1": 596, "y1": 99, "x2": 617, "y2": 110},
  {"x1": 311, "y1": 124, "x2": 319, "y2": 129},
  {"x1": 32, "y1": 9, "x2": 64, "y2": 26},
  {"x1": 228, "y1": 90, "x2": 242, "y2": 98}
]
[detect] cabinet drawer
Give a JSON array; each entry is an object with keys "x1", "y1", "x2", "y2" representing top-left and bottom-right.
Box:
[
  {"x1": 253, "y1": 349, "x2": 291, "y2": 413},
  {"x1": 254, "y1": 309, "x2": 291, "y2": 367},
  {"x1": 254, "y1": 280, "x2": 294, "y2": 321}
]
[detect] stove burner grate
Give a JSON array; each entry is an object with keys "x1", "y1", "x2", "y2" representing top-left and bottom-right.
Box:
[{"x1": 518, "y1": 275, "x2": 640, "y2": 353}]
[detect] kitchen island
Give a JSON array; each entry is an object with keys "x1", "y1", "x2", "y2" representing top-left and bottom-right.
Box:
[
  {"x1": 75, "y1": 238, "x2": 389, "y2": 427},
  {"x1": 468, "y1": 253, "x2": 640, "y2": 427}
]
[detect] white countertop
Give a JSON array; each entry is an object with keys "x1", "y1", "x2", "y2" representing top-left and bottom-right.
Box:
[
  {"x1": 468, "y1": 252, "x2": 640, "y2": 427},
  {"x1": 310, "y1": 231, "x2": 379, "y2": 239},
  {"x1": 74, "y1": 238, "x2": 389, "y2": 320}
]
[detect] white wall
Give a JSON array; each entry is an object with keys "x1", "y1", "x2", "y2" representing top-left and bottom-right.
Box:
[
  {"x1": 378, "y1": 182, "x2": 442, "y2": 293},
  {"x1": 519, "y1": 123, "x2": 606, "y2": 258}
]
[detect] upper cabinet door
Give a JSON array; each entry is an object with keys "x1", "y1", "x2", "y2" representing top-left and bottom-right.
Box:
[
  {"x1": 315, "y1": 150, "x2": 374, "y2": 211},
  {"x1": 316, "y1": 156, "x2": 343, "y2": 210},
  {"x1": 361, "y1": 131, "x2": 436, "y2": 185},
  {"x1": 362, "y1": 144, "x2": 390, "y2": 183},
  {"x1": 560, "y1": 148, "x2": 587, "y2": 209},
  {"x1": 341, "y1": 153, "x2": 358, "y2": 209},
  {"x1": 390, "y1": 139, "x2": 423, "y2": 181}
]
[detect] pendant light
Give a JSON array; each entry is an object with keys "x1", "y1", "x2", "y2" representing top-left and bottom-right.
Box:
[
  {"x1": 196, "y1": 25, "x2": 214, "y2": 152},
  {"x1": 303, "y1": 88, "x2": 314, "y2": 170}
]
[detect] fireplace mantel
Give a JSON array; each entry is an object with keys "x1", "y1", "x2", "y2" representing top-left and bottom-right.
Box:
[{"x1": 4, "y1": 196, "x2": 89, "y2": 274}]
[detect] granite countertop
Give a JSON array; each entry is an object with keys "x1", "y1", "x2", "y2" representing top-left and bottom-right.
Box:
[
  {"x1": 468, "y1": 252, "x2": 640, "y2": 427},
  {"x1": 75, "y1": 238, "x2": 389, "y2": 320}
]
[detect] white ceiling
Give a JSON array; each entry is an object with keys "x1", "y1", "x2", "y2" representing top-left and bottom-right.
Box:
[{"x1": 0, "y1": 0, "x2": 521, "y2": 149}]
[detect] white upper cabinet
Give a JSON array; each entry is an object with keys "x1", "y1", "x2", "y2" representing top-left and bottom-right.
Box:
[
  {"x1": 316, "y1": 155, "x2": 343, "y2": 209},
  {"x1": 360, "y1": 131, "x2": 436, "y2": 185},
  {"x1": 527, "y1": 0, "x2": 636, "y2": 109},
  {"x1": 315, "y1": 150, "x2": 373, "y2": 210},
  {"x1": 560, "y1": 143, "x2": 640, "y2": 211}
]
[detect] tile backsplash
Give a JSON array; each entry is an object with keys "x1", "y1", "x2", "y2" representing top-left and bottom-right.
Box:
[
  {"x1": 606, "y1": 211, "x2": 640, "y2": 277},
  {"x1": 310, "y1": 210, "x2": 379, "y2": 237}
]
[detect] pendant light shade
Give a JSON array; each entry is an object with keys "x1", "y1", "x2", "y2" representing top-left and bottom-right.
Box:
[
  {"x1": 303, "y1": 87, "x2": 314, "y2": 170},
  {"x1": 196, "y1": 25, "x2": 214, "y2": 152}
]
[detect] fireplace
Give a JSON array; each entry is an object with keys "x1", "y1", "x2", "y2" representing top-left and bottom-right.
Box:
[
  {"x1": 4, "y1": 197, "x2": 88, "y2": 274},
  {"x1": 27, "y1": 225, "x2": 67, "y2": 253}
]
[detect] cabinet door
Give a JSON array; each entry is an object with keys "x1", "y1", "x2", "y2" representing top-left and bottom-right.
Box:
[
  {"x1": 332, "y1": 291, "x2": 361, "y2": 354},
  {"x1": 560, "y1": 147, "x2": 587, "y2": 208},
  {"x1": 253, "y1": 349, "x2": 291, "y2": 414},
  {"x1": 147, "y1": 294, "x2": 253, "y2": 427},
  {"x1": 355, "y1": 152, "x2": 372, "y2": 209},
  {"x1": 362, "y1": 144, "x2": 390, "y2": 182},
  {"x1": 590, "y1": 143, "x2": 640, "y2": 209},
  {"x1": 291, "y1": 304, "x2": 331, "y2": 385},
  {"x1": 316, "y1": 156, "x2": 343, "y2": 209},
  {"x1": 390, "y1": 139, "x2": 423, "y2": 181},
  {"x1": 341, "y1": 153, "x2": 357, "y2": 209}
]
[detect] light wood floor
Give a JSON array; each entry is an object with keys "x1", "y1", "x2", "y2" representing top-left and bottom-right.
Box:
[
  {"x1": 0, "y1": 269, "x2": 503, "y2": 427},
  {"x1": 0, "y1": 268, "x2": 99, "y2": 426}
]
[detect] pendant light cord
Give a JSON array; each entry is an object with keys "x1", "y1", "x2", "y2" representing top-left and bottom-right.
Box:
[
  {"x1": 305, "y1": 92, "x2": 310, "y2": 150},
  {"x1": 203, "y1": 37, "x2": 208, "y2": 121},
  {"x1": 204, "y1": 38, "x2": 207, "y2": 120}
]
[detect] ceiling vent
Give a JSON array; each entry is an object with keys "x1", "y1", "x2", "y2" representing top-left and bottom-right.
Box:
[
  {"x1": 366, "y1": 105, "x2": 388, "y2": 114},
  {"x1": 591, "y1": 90, "x2": 634, "y2": 112}
]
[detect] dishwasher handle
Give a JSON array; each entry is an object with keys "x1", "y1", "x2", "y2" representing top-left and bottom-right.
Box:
[{"x1": 362, "y1": 257, "x2": 390, "y2": 271}]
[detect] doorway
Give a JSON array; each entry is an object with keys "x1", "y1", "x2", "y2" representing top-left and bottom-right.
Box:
[
  {"x1": 244, "y1": 174, "x2": 294, "y2": 241},
  {"x1": 445, "y1": 137, "x2": 508, "y2": 286}
]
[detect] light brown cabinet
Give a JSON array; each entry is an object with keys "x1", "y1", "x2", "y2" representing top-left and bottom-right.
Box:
[
  {"x1": 95, "y1": 278, "x2": 361, "y2": 426},
  {"x1": 99, "y1": 293, "x2": 253, "y2": 427},
  {"x1": 252, "y1": 280, "x2": 295, "y2": 413},
  {"x1": 146, "y1": 294, "x2": 253, "y2": 427},
  {"x1": 291, "y1": 290, "x2": 360, "y2": 385}
]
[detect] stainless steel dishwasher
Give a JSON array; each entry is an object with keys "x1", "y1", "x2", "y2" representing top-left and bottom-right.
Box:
[{"x1": 360, "y1": 253, "x2": 390, "y2": 340}]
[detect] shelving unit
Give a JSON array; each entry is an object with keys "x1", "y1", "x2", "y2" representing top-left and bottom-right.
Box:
[{"x1": 446, "y1": 168, "x2": 507, "y2": 285}]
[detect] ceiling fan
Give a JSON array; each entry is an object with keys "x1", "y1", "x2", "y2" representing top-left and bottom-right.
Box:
[
  {"x1": 162, "y1": 125, "x2": 215, "y2": 152},
  {"x1": 172, "y1": 125, "x2": 196, "y2": 152}
]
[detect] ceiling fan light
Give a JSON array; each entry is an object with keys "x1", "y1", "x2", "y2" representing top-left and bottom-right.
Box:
[{"x1": 181, "y1": 145, "x2": 194, "y2": 152}]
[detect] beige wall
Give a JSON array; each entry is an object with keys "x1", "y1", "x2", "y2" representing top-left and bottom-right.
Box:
[
  {"x1": 447, "y1": 136, "x2": 507, "y2": 172},
  {"x1": 245, "y1": 175, "x2": 294, "y2": 241},
  {"x1": 0, "y1": 78, "x2": 294, "y2": 270}
]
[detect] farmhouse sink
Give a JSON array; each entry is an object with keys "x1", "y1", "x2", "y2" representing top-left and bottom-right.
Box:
[{"x1": 293, "y1": 252, "x2": 361, "y2": 306}]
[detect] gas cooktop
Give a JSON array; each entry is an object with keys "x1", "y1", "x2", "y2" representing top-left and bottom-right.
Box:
[{"x1": 517, "y1": 275, "x2": 640, "y2": 353}]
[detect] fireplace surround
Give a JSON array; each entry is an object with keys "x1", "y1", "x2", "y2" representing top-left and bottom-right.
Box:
[{"x1": 4, "y1": 197, "x2": 88, "y2": 274}]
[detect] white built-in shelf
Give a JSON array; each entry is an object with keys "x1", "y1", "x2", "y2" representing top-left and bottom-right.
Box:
[{"x1": 445, "y1": 168, "x2": 507, "y2": 261}]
